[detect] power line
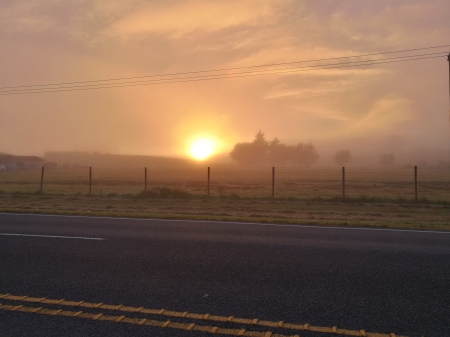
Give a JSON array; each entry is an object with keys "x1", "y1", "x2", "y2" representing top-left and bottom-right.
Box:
[
  {"x1": 2, "y1": 44, "x2": 450, "y2": 90},
  {"x1": 1, "y1": 51, "x2": 447, "y2": 94},
  {"x1": 1, "y1": 54, "x2": 446, "y2": 95},
  {"x1": 2, "y1": 51, "x2": 446, "y2": 93},
  {"x1": 0, "y1": 47, "x2": 447, "y2": 95}
]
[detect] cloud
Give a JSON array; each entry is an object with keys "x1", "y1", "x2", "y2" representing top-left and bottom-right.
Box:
[
  {"x1": 106, "y1": 0, "x2": 284, "y2": 39},
  {"x1": 1, "y1": 0, "x2": 450, "y2": 158},
  {"x1": 348, "y1": 95, "x2": 414, "y2": 136}
]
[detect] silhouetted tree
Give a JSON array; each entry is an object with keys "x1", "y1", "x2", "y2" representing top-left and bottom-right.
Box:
[
  {"x1": 252, "y1": 130, "x2": 269, "y2": 164},
  {"x1": 379, "y1": 153, "x2": 394, "y2": 166},
  {"x1": 230, "y1": 131, "x2": 319, "y2": 166},
  {"x1": 334, "y1": 150, "x2": 351, "y2": 166},
  {"x1": 229, "y1": 142, "x2": 256, "y2": 165},
  {"x1": 289, "y1": 142, "x2": 319, "y2": 167},
  {"x1": 229, "y1": 130, "x2": 269, "y2": 165},
  {"x1": 267, "y1": 138, "x2": 289, "y2": 165}
]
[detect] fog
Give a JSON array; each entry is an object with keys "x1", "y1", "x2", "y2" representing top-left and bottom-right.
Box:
[{"x1": 1, "y1": 0, "x2": 450, "y2": 167}]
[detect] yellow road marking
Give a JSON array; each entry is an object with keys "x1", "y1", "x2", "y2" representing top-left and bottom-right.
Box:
[
  {"x1": 0, "y1": 303, "x2": 283, "y2": 337},
  {"x1": 0, "y1": 293, "x2": 408, "y2": 337},
  {"x1": 115, "y1": 315, "x2": 125, "y2": 323},
  {"x1": 11, "y1": 305, "x2": 23, "y2": 311}
]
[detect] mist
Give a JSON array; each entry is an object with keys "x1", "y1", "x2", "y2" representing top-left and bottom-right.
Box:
[{"x1": 1, "y1": 0, "x2": 449, "y2": 167}]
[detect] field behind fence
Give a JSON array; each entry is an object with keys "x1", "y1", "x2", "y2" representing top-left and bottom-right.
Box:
[{"x1": 0, "y1": 167, "x2": 449, "y2": 202}]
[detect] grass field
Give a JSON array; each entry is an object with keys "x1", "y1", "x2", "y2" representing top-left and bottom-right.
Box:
[
  {"x1": 1, "y1": 167, "x2": 449, "y2": 201},
  {"x1": 0, "y1": 192, "x2": 449, "y2": 231},
  {"x1": 1, "y1": 167, "x2": 449, "y2": 230}
]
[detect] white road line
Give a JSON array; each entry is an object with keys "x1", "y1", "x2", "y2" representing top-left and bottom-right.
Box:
[
  {"x1": 0, "y1": 233, "x2": 105, "y2": 240},
  {"x1": 0, "y1": 212, "x2": 449, "y2": 234}
]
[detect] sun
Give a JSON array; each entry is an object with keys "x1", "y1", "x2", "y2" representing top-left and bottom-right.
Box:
[{"x1": 190, "y1": 138, "x2": 216, "y2": 160}]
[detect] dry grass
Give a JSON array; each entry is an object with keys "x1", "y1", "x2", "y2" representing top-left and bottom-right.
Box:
[
  {"x1": 1, "y1": 168, "x2": 450, "y2": 231},
  {"x1": 1, "y1": 191, "x2": 449, "y2": 231},
  {"x1": 1, "y1": 167, "x2": 450, "y2": 201}
]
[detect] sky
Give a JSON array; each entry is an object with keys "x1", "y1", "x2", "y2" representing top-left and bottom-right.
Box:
[{"x1": 1, "y1": 0, "x2": 450, "y2": 164}]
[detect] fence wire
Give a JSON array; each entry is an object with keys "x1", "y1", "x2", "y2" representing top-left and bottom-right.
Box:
[{"x1": 0, "y1": 167, "x2": 449, "y2": 202}]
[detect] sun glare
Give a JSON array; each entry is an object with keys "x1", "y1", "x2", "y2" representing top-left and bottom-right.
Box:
[{"x1": 190, "y1": 138, "x2": 215, "y2": 160}]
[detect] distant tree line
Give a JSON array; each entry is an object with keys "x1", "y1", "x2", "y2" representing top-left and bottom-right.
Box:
[
  {"x1": 333, "y1": 150, "x2": 396, "y2": 166},
  {"x1": 333, "y1": 150, "x2": 352, "y2": 166},
  {"x1": 230, "y1": 132, "x2": 406, "y2": 167},
  {"x1": 230, "y1": 131, "x2": 319, "y2": 166}
]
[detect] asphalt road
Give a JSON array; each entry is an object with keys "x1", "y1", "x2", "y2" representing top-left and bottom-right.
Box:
[{"x1": 0, "y1": 213, "x2": 449, "y2": 337}]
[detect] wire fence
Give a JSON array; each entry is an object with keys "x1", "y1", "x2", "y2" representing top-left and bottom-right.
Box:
[{"x1": 0, "y1": 166, "x2": 449, "y2": 202}]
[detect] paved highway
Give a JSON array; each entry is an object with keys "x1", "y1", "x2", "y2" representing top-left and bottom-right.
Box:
[{"x1": 0, "y1": 213, "x2": 449, "y2": 337}]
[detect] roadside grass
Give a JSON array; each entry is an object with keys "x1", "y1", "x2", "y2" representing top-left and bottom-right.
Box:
[{"x1": 1, "y1": 188, "x2": 449, "y2": 231}]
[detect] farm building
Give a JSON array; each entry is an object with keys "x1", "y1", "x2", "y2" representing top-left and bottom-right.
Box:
[{"x1": 0, "y1": 154, "x2": 46, "y2": 170}]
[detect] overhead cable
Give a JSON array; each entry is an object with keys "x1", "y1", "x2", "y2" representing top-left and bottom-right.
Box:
[{"x1": 0, "y1": 49, "x2": 448, "y2": 95}]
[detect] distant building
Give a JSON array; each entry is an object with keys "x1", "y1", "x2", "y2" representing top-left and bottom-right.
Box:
[
  {"x1": 43, "y1": 151, "x2": 195, "y2": 168},
  {"x1": 43, "y1": 162, "x2": 58, "y2": 169},
  {"x1": 0, "y1": 154, "x2": 45, "y2": 170}
]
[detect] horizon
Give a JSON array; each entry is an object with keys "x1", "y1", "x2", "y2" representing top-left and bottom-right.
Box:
[{"x1": 1, "y1": 1, "x2": 450, "y2": 163}]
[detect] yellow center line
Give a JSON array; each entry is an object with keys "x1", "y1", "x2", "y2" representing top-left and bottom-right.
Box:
[{"x1": 0, "y1": 293, "x2": 408, "y2": 337}]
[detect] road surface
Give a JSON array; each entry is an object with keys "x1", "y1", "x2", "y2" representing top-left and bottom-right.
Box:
[{"x1": 1, "y1": 213, "x2": 449, "y2": 336}]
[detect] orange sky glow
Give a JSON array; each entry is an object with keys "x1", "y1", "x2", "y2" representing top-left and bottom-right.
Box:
[{"x1": 1, "y1": 0, "x2": 449, "y2": 164}]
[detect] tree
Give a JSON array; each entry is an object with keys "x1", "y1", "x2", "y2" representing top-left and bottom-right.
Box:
[
  {"x1": 334, "y1": 150, "x2": 351, "y2": 166},
  {"x1": 230, "y1": 131, "x2": 320, "y2": 167},
  {"x1": 301, "y1": 141, "x2": 319, "y2": 167},
  {"x1": 251, "y1": 130, "x2": 269, "y2": 165},
  {"x1": 229, "y1": 130, "x2": 269, "y2": 165},
  {"x1": 267, "y1": 138, "x2": 289, "y2": 165},
  {"x1": 379, "y1": 153, "x2": 394, "y2": 166},
  {"x1": 289, "y1": 142, "x2": 319, "y2": 167},
  {"x1": 229, "y1": 142, "x2": 255, "y2": 165}
]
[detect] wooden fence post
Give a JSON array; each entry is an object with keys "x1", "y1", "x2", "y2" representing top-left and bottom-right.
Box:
[
  {"x1": 89, "y1": 167, "x2": 92, "y2": 194},
  {"x1": 272, "y1": 167, "x2": 275, "y2": 198},
  {"x1": 145, "y1": 167, "x2": 147, "y2": 190},
  {"x1": 40, "y1": 167, "x2": 44, "y2": 192},
  {"x1": 414, "y1": 165, "x2": 418, "y2": 201},
  {"x1": 342, "y1": 167, "x2": 346, "y2": 200},
  {"x1": 207, "y1": 167, "x2": 210, "y2": 196}
]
